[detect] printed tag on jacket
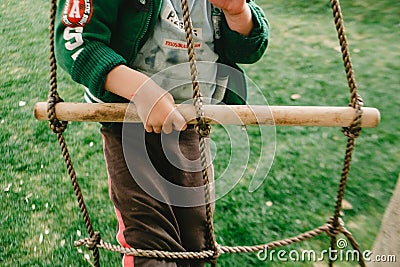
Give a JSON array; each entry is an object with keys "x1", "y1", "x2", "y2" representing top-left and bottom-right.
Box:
[{"x1": 62, "y1": 0, "x2": 93, "y2": 27}]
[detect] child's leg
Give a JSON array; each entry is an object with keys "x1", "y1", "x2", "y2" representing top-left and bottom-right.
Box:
[{"x1": 101, "y1": 124, "x2": 210, "y2": 267}]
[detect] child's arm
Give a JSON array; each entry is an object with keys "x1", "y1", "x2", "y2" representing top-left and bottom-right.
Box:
[
  {"x1": 104, "y1": 65, "x2": 187, "y2": 134},
  {"x1": 213, "y1": 0, "x2": 269, "y2": 64},
  {"x1": 209, "y1": 0, "x2": 253, "y2": 36},
  {"x1": 55, "y1": 1, "x2": 186, "y2": 134}
]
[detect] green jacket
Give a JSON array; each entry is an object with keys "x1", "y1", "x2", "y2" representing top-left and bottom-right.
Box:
[{"x1": 55, "y1": 0, "x2": 269, "y2": 105}]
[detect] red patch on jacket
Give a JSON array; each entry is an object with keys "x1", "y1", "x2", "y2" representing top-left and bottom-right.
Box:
[{"x1": 62, "y1": 0, "x2": 93, "y2": 27}]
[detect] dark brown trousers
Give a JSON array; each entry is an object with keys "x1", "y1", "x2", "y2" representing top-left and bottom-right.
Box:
[{"x1": 101, "y1": 124, "x2": 212, "y2": 266}]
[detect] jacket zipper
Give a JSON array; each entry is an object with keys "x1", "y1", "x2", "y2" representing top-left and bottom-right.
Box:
[{"x1": 130, "y1": 0, "x2": 154, "y2": 66}]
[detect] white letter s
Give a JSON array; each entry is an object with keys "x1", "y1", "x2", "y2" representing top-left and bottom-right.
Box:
[{"x1": 64, "y1": 27, "x2": 84, "y2": 51}]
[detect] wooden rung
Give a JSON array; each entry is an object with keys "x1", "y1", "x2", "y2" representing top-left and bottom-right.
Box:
[{"x1": 34, "y1": 102, "x2": 380, "y2": 128}]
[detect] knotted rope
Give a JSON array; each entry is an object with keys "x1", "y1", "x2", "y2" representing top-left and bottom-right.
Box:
[
  {"x1": 47, "y1": 1, "x2": 101, "y2": 266},
  {"x1": 180, "y1": 0, "x2": 218, "y2": 264},
  {"x1": 47, "y1": 0, "x2": 366, "y2": 266},
  {"x1": 329, "y1": 1, "x2": 365, "y2": 266}
]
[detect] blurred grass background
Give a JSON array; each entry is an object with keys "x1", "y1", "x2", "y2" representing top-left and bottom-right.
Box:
[{"x1": 1, "y1": 0, "x2": 399, "y2": 266}]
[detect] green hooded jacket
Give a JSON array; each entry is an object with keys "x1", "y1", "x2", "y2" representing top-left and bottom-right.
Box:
[{"x1": 55, "y1": 0, "x2": 269, "y2": 105}]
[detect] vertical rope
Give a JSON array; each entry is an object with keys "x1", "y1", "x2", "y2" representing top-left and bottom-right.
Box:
[
  {"x1": 329, "y1": 233, "x2": 338, "y2": 266},
  {"x1": 47, "y1": 0, "x2": 67, "y2": 134},
  {"x1": 55, "y1": 132, "x2": 101, "y2": 266},
  {"x1": 330, "y1": 0, "x2": 363, "y2": 109},
  {"x1": 48, "y1": 0, "x2": 101, "y2": 266},
  {"x1": 329, "y1": 1, "x2": 365, "y2": 266},
  {"x1": 342, "y1": 228, "x2": 367, "y2": 267},
  {"x1": 180, "y1": 0, "x2": 218, "y2": 265},
  {"x1": 330, "y1": 0, "x2": 364, "y2": 227}
]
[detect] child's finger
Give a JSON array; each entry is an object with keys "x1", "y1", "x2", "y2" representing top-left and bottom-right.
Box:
[
  {"x1": 172, "y1": 111, "x2": 187, "y2": 132},
  {"x1": 144, "y1": 124, "x2": 153, "y2": 133},
  {"x1": 152, "y1": 126, "x2": 162, "y2": 134},
  {"x1": 162, "y1": 121, "x2": 173, "y2": 134}
]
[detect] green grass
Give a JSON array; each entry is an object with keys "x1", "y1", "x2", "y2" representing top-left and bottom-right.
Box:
[{"x1": 1, "y1": 0, "x2": 399, "y2": 266}]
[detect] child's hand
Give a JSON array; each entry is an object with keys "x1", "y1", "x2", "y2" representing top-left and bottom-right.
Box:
[
  {"x1": 105, "y1": 65, "x2": 187, "y2": 134},
  {"x1": 208, "y1": 0, "x2": 247, "y2": 16},
  {"x1": 208, "y1": 0, "x2": 253, "y2": 36},
  {"x1": 133, "y1": 80, "x2": 187, "y2": 134}
]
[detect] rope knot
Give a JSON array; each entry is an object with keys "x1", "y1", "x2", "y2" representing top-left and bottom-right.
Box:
[
  {"x1": 47, "y1": 95, "x2": 68, "y2": 134},
  {"x1": 342, "y1": 98, "x2": 363, "y2": 139},
  {"x1": 342, "y1": 110, "x2": 362, "y2": 139},
  {"x1": 342, "y1": 125, "x2": 362, "y2": 139},
  {"x1": 192, "y1": 96, "x2": 210, "y2": 138},
  {"x1": 86, "y1": 232, "x2": 101, "y2": 251},
  {"x1": 327, "y1": 217, "x2": 345, "y2": 237},
  {"x1": 195, "y1": 118, "x2": 211, "y2": 138}
]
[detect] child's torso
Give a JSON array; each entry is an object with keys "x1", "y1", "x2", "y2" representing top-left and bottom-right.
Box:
[{"x1": 132, "y1": 0, "x2": 219, "y2": 103}]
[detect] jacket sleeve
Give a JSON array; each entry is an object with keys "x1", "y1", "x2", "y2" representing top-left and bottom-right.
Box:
[
  {"x1": 218, "y1": 0, "x2": 269, "y2": 64},
  {"x1": 55, "y1": 0, "x2": 127, "y2": 102}
]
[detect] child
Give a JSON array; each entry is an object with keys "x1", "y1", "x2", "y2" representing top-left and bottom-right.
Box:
[{"x1": 56, "y1": 0, "x2": 269, "y2": 266}]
